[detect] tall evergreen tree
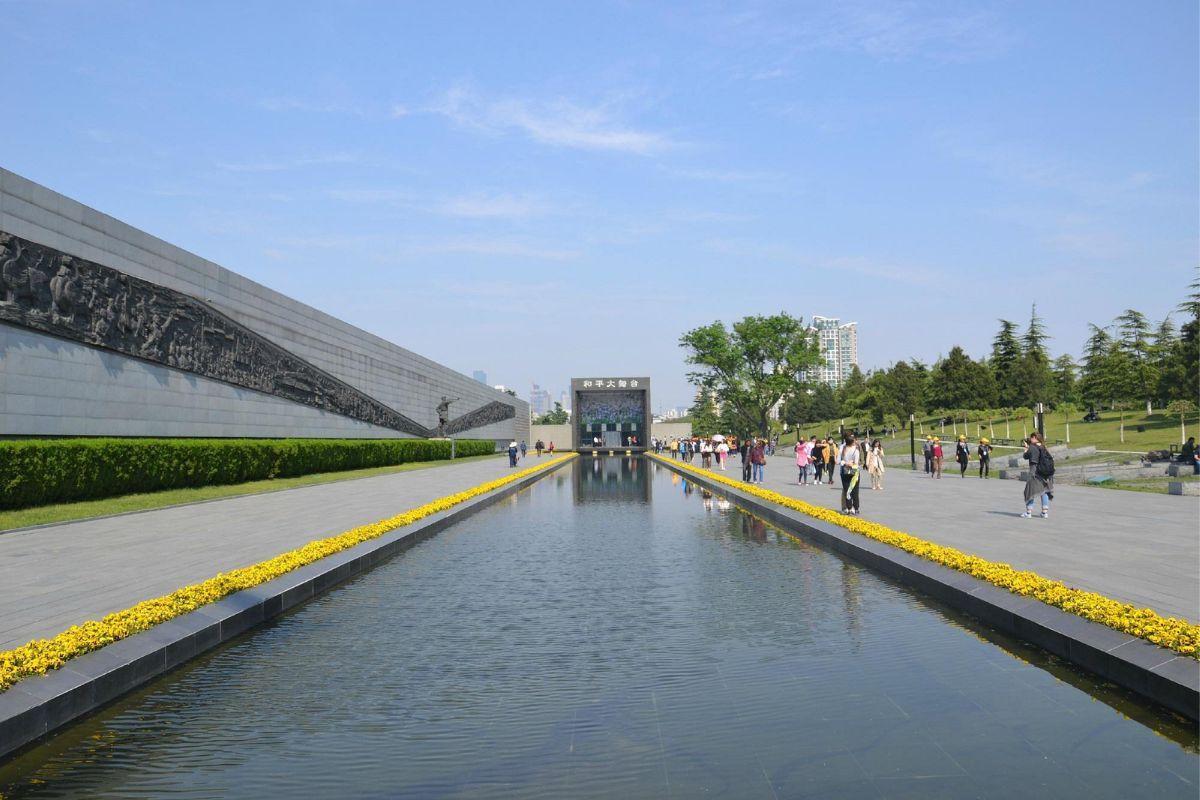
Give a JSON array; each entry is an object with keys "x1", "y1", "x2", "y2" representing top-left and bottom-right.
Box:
[
  {"x1": 1051, "y1": 354, "x2": 1078, "y2": 405},
  {"x1": 1022, "y1": 304, "x2": 1051, "y2": 360},
  {"x1": 990, "y1": 319, "x2": 1022, "y2": 406},
  {"x1": 1115, "y1": 308, "x2": 1157, "y2": 412},
  {"x1": 1014, "y1": 304, "x2": 1053, "y2": 405},
  {"x1": 1079, "y1": 324, "x2": 1113, "y2": 407}
]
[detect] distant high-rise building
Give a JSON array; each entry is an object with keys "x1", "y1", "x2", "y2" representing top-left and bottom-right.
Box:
[
  {"x1": 472, "y1": 370, "x2": 487, "y2": 384},
  {"x1": 558, "y1": 390, "x2": 571, "y2": 414},
  {"x1": 806, "y1": 316, "x2": 859, "y2": 388},
  {"x1": 530, "y1": 383, "x2": 551, "y2": 417}
]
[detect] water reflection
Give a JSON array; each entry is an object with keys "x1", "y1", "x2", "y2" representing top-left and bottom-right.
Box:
[{"x1": 0, "y1": 457, "x2": 1194, "y2": 800}]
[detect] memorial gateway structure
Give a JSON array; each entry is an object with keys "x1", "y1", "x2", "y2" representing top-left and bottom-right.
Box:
[
  {"x1": 0, "y1": 169, "x2": 529, "y2": 445},
  {"x1": 571, "y1": 376, "x2": 650, "y2": 450}
]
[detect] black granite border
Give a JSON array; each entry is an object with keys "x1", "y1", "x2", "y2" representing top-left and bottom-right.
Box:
[
  {"x1": 652, "y1": 458, "x2": 1199, "y2": 721},
  {"x1": 0, "y1": 457, "x2": 575, "y2": 762}
]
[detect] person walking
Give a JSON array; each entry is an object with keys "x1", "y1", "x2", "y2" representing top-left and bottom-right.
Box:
[
  {"x1": 535, "y1": 439, "x2": 544, "y2": 457},
  {"x1": 701, "y1": 439, "x2": 713, "y2": 469},
  {"x1": 1021, "y1": 432, "x2": 1055, "y2": 518},
  {"x1": 955, "y1": 435, "x2": 969, "y2": 478},
  {"x1": 716, "y1": 439, "x2": 730, "y2": 470},
  {"x1": 548, "y1": 441, "x2": 555, "y2": 455},
  {"x1": 740, "y1": 438, "x2": 753, "y2": 482},
  {"x1": 922, "y1": 435, "x2": 933, "y2": 474},
  {"x1": 931, "y1": 437, "x2": 943, "y2": 479},
  {"x1": 520, "y1": 440, "x2": 527, "y2": 460},
  {"x1": 507, "y1": 439, "x2": 519, "y2": 467},
  {"x1": 838, "y1": 433, "x2": 862, "y2": 514},
  {"x1": 811, "y1": 437, "x2": 826, "y2": 484},
  {"x1": 795, "y1": 436, "x2": 812, "y2": 485},
  {"x1": 867, "y1": 438, "x2": 885, "y2": 490},
  {"x1": 826, "y1": 438, "x2": 838, "y2": 490},
  {"x1": 750, "y1": 439, "x2": 767, "y2": 483},
  {"x1": 977, "y1": 437, "x2": 992, "y2": 478}
]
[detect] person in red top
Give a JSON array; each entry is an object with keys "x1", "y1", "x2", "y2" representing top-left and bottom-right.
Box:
[{"x1": 931, "y1": 437, "x2": 943, "y2": 479}]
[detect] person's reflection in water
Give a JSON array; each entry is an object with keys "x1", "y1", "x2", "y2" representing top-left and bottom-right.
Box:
[
  {"x1": 740, "y1": 514, "x2": 768, "y2": 543},
  {"x1": 715, "y1": 498, "x2": 731, "y2": 513},
  {"x1": 682, "y1": 479, "x2": 693, "y2": 497},
  {"x1": 701, "y1": 489, "x2": 714, "y2": 512}
]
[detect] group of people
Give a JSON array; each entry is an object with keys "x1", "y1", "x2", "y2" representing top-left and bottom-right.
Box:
[
  {"x1": 921, "y1": 435, "x2": 993, "y2": 479},
  {"x1": 793, "y1": 434, "x2": 885, "y2": 515},
  {"x1": 658, "y1": 436, "x2": 734, "y2": 469}
]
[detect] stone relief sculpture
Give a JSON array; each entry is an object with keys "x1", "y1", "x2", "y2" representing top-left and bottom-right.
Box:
[{"x1": 0, "y1": 231, "x2": 514, "y2": 437}]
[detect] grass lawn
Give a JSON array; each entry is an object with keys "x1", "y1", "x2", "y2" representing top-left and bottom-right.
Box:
[
  {"x1": 1091, "y1": 474, "x2": 1200, "y2": 495},
  {"x1": 781, "y1": 410, "x2": 1199, "y2": 453},
  {"x1": 0, "y1": 453, "x2": 502, "y2": 532}
]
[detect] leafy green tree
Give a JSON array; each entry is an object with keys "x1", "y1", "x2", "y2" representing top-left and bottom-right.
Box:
[
  {"x1": 1166, "y1": 399, "x2": 1198, "y2": 444},
  {"x1": 680, "y1": 312, "x2": 821, "y2": 436},
  {"x1": 926, "y1": 347, "x2": 999, "y2": 411},
  {"x1": 990, "y1": 319, "x2": 1023, "y2": 406},
  {"x1": 533, "y1": 402, "x2": 569, "y2": 425}
]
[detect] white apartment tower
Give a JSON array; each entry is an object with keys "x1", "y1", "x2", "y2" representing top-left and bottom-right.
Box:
[{"x1": 808, "y1": 316, "x2": 859, "y2": 388}]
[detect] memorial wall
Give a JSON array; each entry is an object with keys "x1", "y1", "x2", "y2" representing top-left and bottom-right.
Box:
[{"x1": 0, "y1": 168, "x2": 529, "y2": 445}]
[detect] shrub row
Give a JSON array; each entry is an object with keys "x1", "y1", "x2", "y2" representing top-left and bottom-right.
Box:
[{"x1": 0, "y1": 438, "x2": 497, "y2": 510}]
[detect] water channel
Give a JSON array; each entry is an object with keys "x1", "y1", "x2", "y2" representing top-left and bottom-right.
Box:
[{"x1": 1, "y1": 456, "x2": 1195, "y2": 798}]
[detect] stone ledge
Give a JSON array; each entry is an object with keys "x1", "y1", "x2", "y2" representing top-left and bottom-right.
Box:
[
  {"x1": 0, "y1": 458, "x2": 573, "y2": 762},
  {"x1": 652, "y1": 459, "x2": 1199, "y2": 722}
]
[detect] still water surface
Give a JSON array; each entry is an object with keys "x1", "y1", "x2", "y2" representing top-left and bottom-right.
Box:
[{"x1": 1, "y1": 457, "x2": 1195, "y2": 798}]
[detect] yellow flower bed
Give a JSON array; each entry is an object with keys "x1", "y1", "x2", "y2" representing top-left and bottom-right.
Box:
[
  {"x1": 650, "y1": 454, "x2": 1199, "y2": 657},
  {"x1": 0, "y1": 454, "x2": 577, "y2": 693}
]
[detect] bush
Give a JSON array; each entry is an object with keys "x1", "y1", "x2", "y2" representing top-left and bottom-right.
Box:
[{"x1": 0, "y1": 438, "x2": 497, "y2": 510}]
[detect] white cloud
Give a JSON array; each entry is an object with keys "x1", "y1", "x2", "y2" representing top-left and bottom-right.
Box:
[
  {"x1": 430, "y1": 86, "x2": 679, "y2": 155},
  {"x1": 414, "y1": 238, "x2": 579, "y2": 261},
  {"x1": 327, "y1": 188, "x2": 407, "y2": 203},
  {"x1": 667, "y1": 167, "x2": 780, "y2": 183},
  {"x1": 704, "y1": 238, "x2": 941, "y2": 286}
]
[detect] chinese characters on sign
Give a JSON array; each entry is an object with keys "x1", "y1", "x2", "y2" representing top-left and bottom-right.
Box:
[{"x1": 581, "y1": 379, "x2": 639, "y2": 389}]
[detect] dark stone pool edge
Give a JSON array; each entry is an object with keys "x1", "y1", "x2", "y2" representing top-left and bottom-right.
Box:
[
  {"x1": 0, "y1": 458, "x2": 575, "y2": 762},
  {"x1": 654, "y1": 458, "x2": 1200, "y2": 722}
]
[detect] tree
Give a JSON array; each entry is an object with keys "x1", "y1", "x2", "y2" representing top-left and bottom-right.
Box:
[
  {"x1": 881, "y1": 360, "x2": 926, "y2": 423},
  {"x1": 680, "y1": 312, "x2": 822, "y2": 437},
  {"x1": 990, "y1": 319, "x2": 1022, "y2": 406},
  {"x1": 1166, "y1": 399, "x2": 1198, "y2": 445},
  {"x1": 1112, "y1": 400, "x2": 1135, "y2": 444},
  {"x1": 1051, "y1": 354, "x2": 1078, "y2": 405},
  {"x1": 1013, "y1": 305, "x2": 1053, "y2": 406},
  {"x1": 1079, "y1": 324, "x2": 1114, "y2": 407},
  {"x1": 1057, "y1": 401, "x2": 1079, "y2": 445},
  {"x1": 808, "y1": 383, "x2": 838, "y2": 424},
  {"x1": 1115, "y1": 308, "x2": 1157, "y2": 413},
  {"x1": 688, "y1": 389, "x2": 722, "y2": 437},
  {"x1": 533, "y1": 401, "x2": 569, "y2": 425},
  {"x1": 835, "y1": 365, "x2": 869, "y2": 415},
  {"x1": 926, "y1": 347, "x2": 998, "y2": 410}
]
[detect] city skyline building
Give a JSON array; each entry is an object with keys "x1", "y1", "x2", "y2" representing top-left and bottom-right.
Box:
[
  {"x1": 530, "y1": 383, "x2": 552, "y2": 417},
  {"x1": 807, "y1": 316, "x2": 859, "y2": 388}
]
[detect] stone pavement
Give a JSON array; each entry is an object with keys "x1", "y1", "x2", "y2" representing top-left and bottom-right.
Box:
[
  {"x1": 741, "y1": 453, "x2": 1199, "y2": 622},
  {"x1": 0, "y1": 455, "x2": 548, "y2": 649}
]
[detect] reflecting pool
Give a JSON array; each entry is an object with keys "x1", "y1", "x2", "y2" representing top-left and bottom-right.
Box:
[{"x1": 1, "y1": 457, "x2": 1195, "y2": 798}]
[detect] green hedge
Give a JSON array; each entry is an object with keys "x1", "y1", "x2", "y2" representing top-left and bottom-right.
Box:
[{"x1": 0, "y1": 438, "x2": 497, "y2": 510}]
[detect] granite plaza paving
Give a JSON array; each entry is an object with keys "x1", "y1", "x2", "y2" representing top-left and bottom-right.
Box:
[
  {"x1": 746, "y1": 452, "x2": 1200, "y2": 621},
  {"x1": 0, "y1": 455, "x2": 530, "y2": 650}
]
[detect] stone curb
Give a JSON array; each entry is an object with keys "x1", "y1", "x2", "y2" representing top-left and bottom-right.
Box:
[
  {"x1": 653, "y1": 458, "x2": 1199, "y2": 721},
  {"x1": 0, "y1": 457, "x2": 574, "y2": 762}
]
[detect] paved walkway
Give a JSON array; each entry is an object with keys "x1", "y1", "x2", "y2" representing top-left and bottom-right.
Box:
[
  {"x1": 717, "y1": 454, "x2": 1198, "y2": 622},
  {"x1": 0, "y1": 455, "x2": 548, "y2": 649}
]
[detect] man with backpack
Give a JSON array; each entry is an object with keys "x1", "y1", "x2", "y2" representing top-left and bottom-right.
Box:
[{"x1": 1021, "y1": 432, "x2": 1055, "y2": 518}]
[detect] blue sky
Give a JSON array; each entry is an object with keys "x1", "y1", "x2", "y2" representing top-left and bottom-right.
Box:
[{"x1": 2, "y1": 1, "x2": 1196, "y2": 411}]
